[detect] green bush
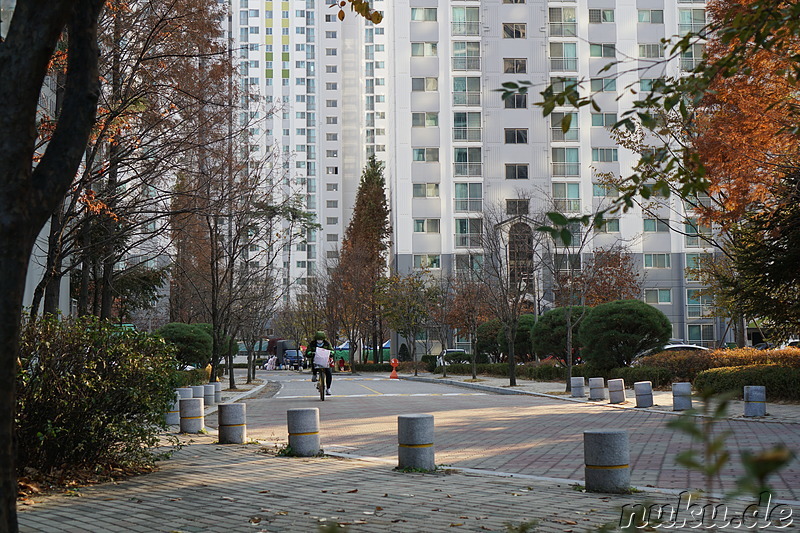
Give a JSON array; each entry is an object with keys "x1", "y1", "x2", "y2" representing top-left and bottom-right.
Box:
[
  {"x1": 156, "y1": 322, "x2": 212, "y2": 369},
  {"x1": 640, "y1": 347, "x2": 800, "y2": 381},
  {"x1": 476, "y1": 319, "x2": 501, "y2": 357},
  {"x1": 16, "y1": 316, "x2": 180, "y2": 473},
  {"x1": 579, "y1": 300, "x2": 671, "y2": 370},
  {"x1": 610, "y1": 366, "x2": 674, "y2": 389},
  {"x1": 497, "y1": 314, "x2": 538, "y2": 361},
  {"x1": 440, "y1": 363, "x2": 509, "y2": 377},
  {"x1": 420, "y1": 355, "x2": 437, "y2": 372},
  {"x1": 353, "y1": 362, "x2": 394, "y2": 372},
  {"x1": 173, "y1": 368, "x2": 208, "y2": 387},
  {"x1": 530, "y1": 306, "x2": 588, "y2": 362},
  {"x1": 694, "y1": 365, "x2": 800, "y2": 401}
]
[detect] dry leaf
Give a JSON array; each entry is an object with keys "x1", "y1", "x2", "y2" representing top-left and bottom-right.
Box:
[
  {"x1": 375, "y1": 506, "x2": 383, "y2": 511},
  {"x1": 480, "y1": 527, "x2": 494, "y2": 531},
  {"x1": 450, "y1": 523, "x2": 464, "y2": 527},
  {"x1": 258, "y1": 490, "x2": 270, "y2": 494},
  {"x1": 221, "y1": 496, "x2": 235, "y2": 501},
  {"x1": 346, "y1": 489, "x2": 358, "y2": 493},
  {"x1": 249, "y1": 517, "x2": 262, "y2": 524}
]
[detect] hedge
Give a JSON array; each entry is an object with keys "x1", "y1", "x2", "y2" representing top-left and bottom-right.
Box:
[
  {"x1": 694, "y1": 365, "x2": 800, "y2": 401},
  {"x1": 639, "y1": 347, "x2": 800, "y2": 381}
]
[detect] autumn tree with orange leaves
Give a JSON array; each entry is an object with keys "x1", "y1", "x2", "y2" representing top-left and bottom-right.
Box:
[{"x1": 446, "y1": 276, "x2": 492, "y2": 379}]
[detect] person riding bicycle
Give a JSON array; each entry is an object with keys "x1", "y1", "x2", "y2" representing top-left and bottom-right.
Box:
[{"x1": 305, "y1": 331, "x2": 333, "y2": 395}]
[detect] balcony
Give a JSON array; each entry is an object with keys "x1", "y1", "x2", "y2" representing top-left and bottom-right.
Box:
[
  {"x1": 453, "y1": 92, "x2": 481, "y2": 106},
  {"x1": 451, "y1": 21, "x2": 480, "y2": 35},
  {"x1": 454, "y1": 199, "x2": 482, "y2": 212},
  {"x1": 550, "y1": 58, "x2": 577, "y2": 71},
  {"x1": 551, "y1": 128, "x2": 579, "y2": 141},
  {"x1": 549, "y1": 23, "x2": 577, "y2": 37},
  {"x1": 452, "y1": 56, "x2": 481, "y2": 70},
  {"x1": 554, "y1": 199, "x2": 581, "y2": 212},
  {"x1": 453, "y1": 127, "x2": 481, "y2": 142},
  {"x1": 454, "y1": 233, "x2": 482, "y2": 248},
  {"x1": 552, "y1": 162, "x2": 580, "y2": 176},
  {"x1": 454, "y1": 162, "x2": 482, "y2": 176}
]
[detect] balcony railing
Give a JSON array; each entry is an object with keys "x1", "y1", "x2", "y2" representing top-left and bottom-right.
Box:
[
  {"x1": 554, "y1": 199, "x2": 581, "y2": 212},
  {"x1": 453, "y1": 127, "x2": 482, "y2": 141},
  {"x1": 550, "y1": 58, "x2": 578, "y2": 71},
  {"x1": 451, "y1": 22, "x2": 480, "y2": 35},
  {"x1": 678, "y1": 23, "x2": 707, "y2": 36},
  {"x1": 453, "y1": 92, "x2": 481, "y2": 106},
  {"x1": 454, "y1": 199, "x2": 482, "y2": 212},
  {"x1": 687, "y1": 304, "x2": 713, "y2": 318},
  {"x1": 552, "y1": 162, "x2": 580, "y2": 176},
  {"x1": 452, "y1": 56, "x2": 481, "y2": 70},
  {"x1": 549, "y1": 23, "x2": 577, "y2": 37},
  {"x1": 454, "y1": 162, "x2": 482, "y2": 176},
  {"x1": 551, "y1": 128, "x2": 579, "y2": 141},
  {"x1": 455, "y1": 233, "x2": 483, "y2": 248}
]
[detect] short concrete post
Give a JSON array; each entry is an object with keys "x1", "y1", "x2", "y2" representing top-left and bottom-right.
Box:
[
  {"x1": 203, "y1": 384, "x2": 215, "y2": 407},
  {"x1": 672, "y1": 382, "x2": 693, "y2": 411},
  {"x1": 176, "y1": 387, "x2": 194, "y2": 399},
  {"x1": 634, "y1": 381, "x2": 653, "y2": 408},
  {"x1": 608, "y1": 379, "x2": 626, "y2": 404},
  {"x1": 398, "y1": 414, "x2": 435, "y2": 471},
  {"x1": 165, "y1": 391, "x2": 181, "y2": 425},
  {"x1": 570, "y1": 377, "x2": 586, "y2": 398},
  {"x1": 214, "y1": 381, "x2": 222, "y2": 403},
  {"x1": 588, "y1": 378, "x2": 606, "y2": 401},
  {"x1": 584, "y1": 429, "x2": 631, "y2": 493},
  {"x1": 744, "y1": 386, "x2": 767, "y2": 417},
  {"x1": 191, "y1": 385, "x2": 205, "y2": 399},
  {"x1": 218, "y1": 403, "x2": 246, "y2": 444},
  {"x1": 179, "y1": 397, "x2": 204, "y2": 433},
  {"x1": 287, "y1": 408, "x2": 320, "y2": 456}
]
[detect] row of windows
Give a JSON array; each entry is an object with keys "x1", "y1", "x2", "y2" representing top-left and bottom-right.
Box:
[
  {"x1": 410, "y1": 147, "x2": 618, "y2": 169},
  {"x1": 410, "y1": 41, "x2": 673, "y2": 62}
]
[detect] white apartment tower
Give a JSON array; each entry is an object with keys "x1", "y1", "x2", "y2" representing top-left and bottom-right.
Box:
[{"x1": 230, "y1": 0, "x2": 727, "y2": 347}]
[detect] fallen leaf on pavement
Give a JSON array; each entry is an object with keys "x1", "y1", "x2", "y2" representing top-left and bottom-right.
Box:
[
  {"x1": 258, "y1": 490, "x2": 270, "y2": 494},
  {"x1": 392, "y1": 519, "x2": 407, "y2": 523},
  {"x1": 480, "y1": 527, "x2": 494, "y2": 531},
  {"x1": 450, "y1": 523, "x2": 464, "y2": 527},
  {"x1": 249, "y1": 517, "x2": 262, "y2": 524},
  {"x1": 375, "y1": 506, "x2": 383, "y2": 511},
  {"x1": 346, "y1": 489, "x2": 358, "y2": 493}
]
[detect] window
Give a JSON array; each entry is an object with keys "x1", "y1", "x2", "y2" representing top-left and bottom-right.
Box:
[
  {"x1": 551, "y1": 76, "x2": 578, "y2": 93},
  {"x1": 588, "y1": 9, "x2": 614, "y2": 23},
  {"x1": 595, "y1": 219, "x2": 620, "y2": 232},
  {"x1": 326, "y1": 82, "x2": 338, "y2": 90},
  {"x1": 325, "y1": 31, "x2": 337, "y2": 38},
  {"x1": 413, "y1": 147, "x2": 439, "y2": 162},
  {"x1": 553, "y1": 182, "x2": 580, "y2": 212},
  {"x1": 414, "y1": 254, "x2": 441, "y2": 269},
  {"x1": 591, "y1": 113, "x2": 617, "y2": 127},
  {"x1": 685, "y1": 253, "x2": 712, "y2": 281},
  {"x1": 550, "y1": 42, "x2": 577, "y2": 71},
  {"x1": 326, "y1": 116, "x2": 338, "y2": 124},
  {"x1": 638, "y1": 9, "x2": 664, "y2": 23},
  {"x1": 645, "y1": 288, "x2": 672, "y2": 304},
  {"x1": 593, "y1": 183, "x2": 619, "y2": 197},
  {"x1": 412, "y1": 112, "x2": 439, "y2": 127},
  {"x1": 326, "y1": 65, "x2": 337, "y2": 73},
  {"x1": 326, "y1": 200, "x2": 338, "y2": 208},
  {"x1": 551, "y1": 112, "x2": 578, "y2": 141},
  {"x1": 326, "y1": 150, "x2": 338, "y2": 158},
  {"x1": 687, "y1": 324, "x2": 714, "y2": 346},
  {"x1": 326, "y1": 234, "x2": 338, "y2": 242},
  {"x1": 326, "y1": 183, "x2": 338, "y2": 191},
  {"x1": 412, "y1": 77, "x2": 438, "y2": 91},
  {"x1": 506, "y1": 199, "x2": 529, "y2": 216},
  {"x1": 413, "y1": 183, "x2": 440, "y2": 198},
  {"x1": 679, "y1": 9, "x2": 706, "y2": 35},
  {"x1": 326, "y1": 133, "x2": 338, "y2": 141},
  {"x1": 456, "y1": 254, "x2": 483, "y2": 272},
  {"x1": 326, "y1": 217, "x2": 338, "y2": 225},
  {"x1": 413, "y1": 219, "x2": 440, "y2": 233},
  {"x1": 644, "y1": 253, "x2": 671, "y2": 268},
  {"x1": 592, "y1": 148, "x2": 618, "y2": 162},
  {"x1": 639, "y1": 44, "x2": 664, "y2": 59},
  {"x1": 452, "y1": 7, "x2": 480, "y2": 35},
  {"x1": 411, "y1": 7, "x2": 437, "y2": 21},
  {"x1": 452, "y1": 41, "x2": 481, "y2": 70},
  {"x1": 505, "y1": 94, "x2": 527, "y2": 109},
  {"x1": 590, "y1": 78, "x2": 617, "y2": 92},
  {"x1": 505, "y1": 128, "x2": 528, "y2": 144},
  {"x1": 687, "y1": 289, "x2": 713, "y2": 317},
  {"x1": 640, "y1": 79, "x2": 663, "y2": 92},
  {"x1": 643, "y1": 218, "x2": 670, "y2": 232},
  {"x1": 454, "y1": 182, "x2": 482, "y2": 211},
  {"x1": 325, "y1": 14, "x2": 336, "y2": 22},
  {"x1": 502, "y1": 23, "x2": 526, "y2": 39},
  {"x1": 453, "y1": 112, "x2": 481, "y2": 141},
  {"x1": 548, "y1": 7, "x2": 576, "y2": 37},
  {"x1": 411, "y1": 42, "x2": 438, "y2": 57},
  {"x1": 325, "y1": 48, "x2": 337, "y2": 56},
  {"x1": 454, "y1": 147, "x2": 482, "y2": 176},
  {"x1": 590, "y1": 43, "x2": 615, "y2": 58},
  {"x1": 503, "y1": 58, "x2": 527, "y2": 73},
  {"x1": 326, "y1": 166, "x2": 338, "y2": 175},
  {"x1": 326, "y1": 100, "x2": 337, "y2": 108},
  {"x1": 681, "y1": 43, "x2": 705, "y2": 71},
  {"x1": 685, "y1": 219, "x2": 711, "y2": 247},
  {"x1": 554, "y1": 253, "x2": 581, "y2": 271},
  {"x1": 454, "y1": 218, "x2": 483, "y2": 248},
  {"x1": 453, "y1": 77, "x2": 481, "y2": 106},
  {"x1": 505, "y1": 164, "x2": 529, "y2": 180},
  {"x1": 552, "y1": 147, "x2": 579, "y2": 176}
]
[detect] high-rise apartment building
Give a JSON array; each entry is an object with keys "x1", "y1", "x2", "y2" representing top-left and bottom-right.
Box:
[{"x1": 229, "y1": 0, "x2": 727, "y2": 348}]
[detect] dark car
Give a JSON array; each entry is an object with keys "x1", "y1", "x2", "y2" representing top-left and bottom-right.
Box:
[{"x1": 283, "y1": 349, "x2": 305, "y2": 370}]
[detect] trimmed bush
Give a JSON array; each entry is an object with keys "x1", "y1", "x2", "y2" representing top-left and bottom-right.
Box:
[
  {"x1": 497, "y1": 314, "x2": 538, "y2": 361},
  {"x1": 16, "y1": 316, "x2": 179, "y2": 473},
  {"x1": 531, "y1": 306, "x2": 588, "y2": 362},
  {"x1": 173, "y1": 368, "x2": 209, "y2": 387},
  {"x1": 610, "y1": 366, "x2": 674, "y2": 389},
  {"x1": 579, "y1": 300, "x2": 671, "y2": 370},
  {"x1": 640, "y1": 347, "x2": 800, "y2": 381},
  {"x1": 476, "y1": 319, "x2": 501, "y2": 358},
  {"x1": 694, "y1": 365, "x2": 800, "y2": 401},
  {"x1": 156, "y1": 322, "x2": 212, "y2": 369},
  {"x1": 353, "y1": 362, "x2": 394, "y2": 373}
]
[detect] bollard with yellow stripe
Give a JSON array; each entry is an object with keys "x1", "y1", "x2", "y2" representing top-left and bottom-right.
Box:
[
  {"x1": 287, "y1": 408, "x2": 321, "y2": 456},
  {"x1": 398, "y1": 414, "x2": 435, "y2": 471},
  {"x1": 744, "y1": 386, "x2": 767, "y2": 417},
  {"x1": 218, "y1": 403, "x2": 247, "y2": 444},
  {"x1": 179, "y1": 397, "x2": 205, "y2": 433},
  {"x1": 165, "y1": 391, "x2": 181, "y2": 426},
  {"x1": 584, "y1": 429, "x2": 630, "y2": 493}
]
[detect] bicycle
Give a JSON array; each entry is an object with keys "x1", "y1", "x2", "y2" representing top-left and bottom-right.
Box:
[{"x1": 316, "y1": 365, "x2": 327, "y2": 401}]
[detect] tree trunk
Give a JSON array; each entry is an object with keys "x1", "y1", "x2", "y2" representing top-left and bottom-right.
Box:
[
  {"x1": 43, "y1": 209, "x2": 65, "y2": 316},
  {"x1": 471, "y1": 328, "x2": 477, "y2": 380},
  {"x1": 507, "y1": 329, "x2": 517, "y2": 386}
]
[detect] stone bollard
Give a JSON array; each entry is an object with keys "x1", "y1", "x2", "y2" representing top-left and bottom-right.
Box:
[
  {"x1": 584, "y1": 430, "x2": 631, "y2": 493},
  {"x1": 634, "y1": 381, "x2": 653, "y2": 408},
  {"x1": 191, "y1": 385, "x2": 205, "y2": 399},
  {"x1": 287, "y1": 408, "x2": 320, "y2": 456},
  {"x1": 608, "y1": 379, "x2": 626, "y2": 404},
  {"x1": 588, "y1": 378, "x2": 606, "y2": 401},
  {"x1": 672, "y1": 382, "x2": 693, "y2": 411},
  {"x1": 203, "y1": 384, "x2": 216, "y2": 407},
  {"x1": 165, "y1": 391, "x2": 181, "y2": 425},
  {"x1": 744, "y1": 386, "x2": 767, "y2": 417},
  {"x1": 179, "y1": 397, "x2": 204, "y2": 433},
  {"x1": 218, "y1": 403, "x2": 247, "y2": 444},
  {"x1": 214, "y1": 381, "x2": 222, "y2": 403},
  {"x1": 570, "y1": 377, "x2": 586, "y2": 398},
  {"x1": 177, "y1": 387, "x2": 194, "y2": 399},
  {"x1": 398, "y1": 414, "x2": 435, "y2": 471}
]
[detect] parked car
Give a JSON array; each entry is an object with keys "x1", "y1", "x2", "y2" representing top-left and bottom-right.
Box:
[{"x1": 283, "y1": 349, "x2": 305, "y2": 370}]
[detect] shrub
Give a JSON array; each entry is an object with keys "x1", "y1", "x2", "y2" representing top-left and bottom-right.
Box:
[
  {"x1": 694, "y1": 365, "x2": 800, "y2": 401},
  {"x1": 16, "y1": 316, "x2": 180, "y2": 473},
  {"x1": 610, "y1": 366, "x2": 674, "y2": 389},
  {"x1": 420, "y1": 354, "x2": 437, "y2": 372},
  {"x1": 497, "y1": 314, "x2": 538, "y2": 361},
  {"x1": 353, "y1": 362, "x2": 394, "y2": 372},
  {"x1": 156, "y1": 322, "x2": 212, "y2": 369},
  {"x1": 476, "y1": 319, "x2": 501, "y2": 358},
  {"x1": 530, "y1": 306, "x2": 589, "y2": 362},
  {"x1": 640, "y1": 347, "x2": 800, "y2": 381},
  {"x1": 173, "y1": 368, "x2": 208, "y2": 387},
  {"x1": 579, "y1": 300, "x2": 671, "y2": 370}
]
